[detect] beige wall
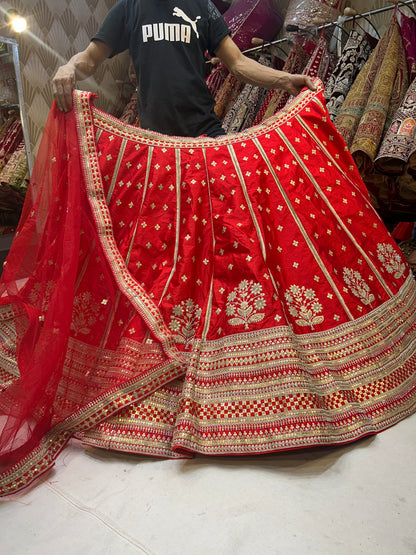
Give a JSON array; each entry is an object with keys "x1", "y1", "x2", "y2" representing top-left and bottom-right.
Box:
[
  {"x1": 2, "y1": 0, "x2": 406, "y2": 156},
  {"x1": 2, "y1": 0, "x2": 130, "y2": 156}
]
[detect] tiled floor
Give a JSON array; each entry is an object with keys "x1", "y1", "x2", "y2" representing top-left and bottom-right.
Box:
[{"x1": 1, "y1": 412, "x2": 416, "y2": 554}]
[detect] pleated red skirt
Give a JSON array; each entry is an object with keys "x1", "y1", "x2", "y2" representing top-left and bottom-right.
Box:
[{"x1": 0, "y1": 82, "x2": 415, "y2": 495}]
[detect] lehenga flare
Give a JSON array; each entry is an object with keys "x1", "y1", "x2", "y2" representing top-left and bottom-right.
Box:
[{"x1": 0, "y1": 82, "x2": 415, "y2": 496}]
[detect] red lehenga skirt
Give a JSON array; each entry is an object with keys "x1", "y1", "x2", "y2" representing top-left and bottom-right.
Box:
[{"x1": 0, "y1": 83, "x2": 416, "y2": 496}]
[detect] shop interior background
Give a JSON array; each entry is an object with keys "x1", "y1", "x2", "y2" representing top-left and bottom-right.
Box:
[{"x1": 0, "y1": 0, "x2": 395, "y2": 156}]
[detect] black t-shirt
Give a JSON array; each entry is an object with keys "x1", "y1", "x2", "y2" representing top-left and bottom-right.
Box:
[{"x1": 93, "y1": 0, "x2": 230, "y2": 137}]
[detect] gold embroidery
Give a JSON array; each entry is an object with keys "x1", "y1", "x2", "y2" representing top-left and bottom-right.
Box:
[
  {"x1": 284, "y1": 284, "x2": 324, "y2": 329},
  {"x1": 226, "y1": 280, "x2": 266, "y2": 329},
  {"x1": 106, "y1": 138, "x2": 128, "y2": 204},
  {"x1": 1, "y1": 278, "x2": 416, "y2": 495},
  {"x1": 70, "y1": 292, "x2": 100, "y2": 336},
  {"x1": 343, "y1": 268, "x2": 375, "y2": 306},
  {"x1": 3, "y1": 89, "x2": 412, "y2": 497},
  {"x1": 254, "y1": 134, "x2": 355, "y2": 320},
  {"x1": 284, "y1": 115, "x2": 396, "y2": 298},
  {"x1": 28, "y1": 280, "x2": 54, "y2": 312},
  {"x1": 377, "y1": 243, "x2": 406, "y2": 279},
  {"x1": 169, "y1": 299, "x2": 202, "y2": 347},
  {"x1": 74, "y1": 92, "x2": 184, "y2": 363}
]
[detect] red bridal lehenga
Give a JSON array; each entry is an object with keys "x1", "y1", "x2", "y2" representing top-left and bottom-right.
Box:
[{"x1": 0, "y1": 82, "x2": 416, "y2": 496}]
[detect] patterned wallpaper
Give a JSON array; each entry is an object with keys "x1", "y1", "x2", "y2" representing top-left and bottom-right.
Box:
[
  {"x1": 0, "y1": 0, "x2": 404, "y2": 160},
  {"x1": 1, "y1": 0, "x2": 130, "y2": 158}
]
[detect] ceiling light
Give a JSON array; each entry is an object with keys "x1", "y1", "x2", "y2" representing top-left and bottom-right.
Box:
[{"x1": 7, "y1": 9, "x2": 27, "y2": 33}]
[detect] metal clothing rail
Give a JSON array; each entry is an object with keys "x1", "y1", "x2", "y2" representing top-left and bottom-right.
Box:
[{"x1": 241, "y1": 0, "x2": 416, "y2": 56}]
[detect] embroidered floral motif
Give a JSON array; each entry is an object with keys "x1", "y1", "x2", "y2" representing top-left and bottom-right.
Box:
[
  {"x1": 343, "y1": 268, "x2": 375, "y2": 306},
  {"x1": 284, "y1": 285, "x2": 324, "y2": 329},
  {"x1": 377, "y1": 243, "x2": 406, "y2": 279},
  {"x1": 226, "y1": 280, "x2": 266, "y2": 329},
  {"x1": 29, "y1": 281, "x2": 54, "y2": 312},
  {"x1": 169, "y1": 299, "x2": 202, "y2": 346},
  {"x1": 70, "y1": 292, "x2": 100, "y2": 336}
]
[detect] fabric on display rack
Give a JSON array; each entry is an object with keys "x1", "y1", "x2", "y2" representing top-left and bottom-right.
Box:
[
  {"x1": 375, "y1": 77, "x2": 416, "y2": 175},
  {"x1": 206, "y1": 63, "x2": 230, "y2": 98},
  {"x1": 0, "y1": 139, "x2": 27, "y2": 226},
  {"x1": 400, "y1": 12, "x2": 416, "y2": 82},
  {"x1": 0, "y1": 118, "x2": 23, "y2": 173},
  {"x1": 254, "y1": 35, "x2": 333, "y2": 128},
  {"x1": 334, "y1": 15, "x2": 409, "y2": 173},
  {"x1": 252, "y1": 42, "x2": 309, "y2": 125},
  {"x1": 120, "y1": 89, "x2": 139, "y2": 126},
  {"x1": 324, "y1": 29, "x2": 376, "y2": 122},
  {"x1": 0, "y1": 62, "x2": 18, "y2": 106},
  {"x1": 222, "y1": 55, "x2": 272, "y2": 133},
  {"x1": 0, "y1": 83, "x2": 416, "y2": 496},
  {"x1": 214, "y1": 72, "x2": 245, "y2": 119},
  {"x1": 206, "y1": 0, "x2": 283, "y2": 98},
  {"x1": 0, "y1": 140, "x2": 26, "y2": 187},
  {"x1": 364, "y1": 77, "x2": 416, "y2": 216},
  {"x1": 0, "y1": 114, "x2": 17, "y2": 142},
  {"x1": 301, "y1": 34, "x2": 334, "y2": 84}
]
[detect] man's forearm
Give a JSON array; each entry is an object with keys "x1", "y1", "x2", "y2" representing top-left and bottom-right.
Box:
[
  {"x1": 228, "y1": 55, "x2": 291, "y2": 90},
  {"x1": 215, "y1": 36, "x2": 315, "y2": 97},
  {"x1": 66, "y1": 51, "x2": 100, "y2": 81},
  {"x1": 53, "y1": 41, "x2": 112, "y2": 111}
]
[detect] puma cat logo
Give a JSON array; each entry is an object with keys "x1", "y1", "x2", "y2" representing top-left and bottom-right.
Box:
[
  {"x1": 142, "y1": 7, "x2": 201, "y2": 44},
  {"x1": 172, "y1": 7, "x2": 201, "y2": 38}
]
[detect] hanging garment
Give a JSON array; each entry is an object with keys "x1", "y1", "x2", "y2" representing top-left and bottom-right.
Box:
[
  {"x1": 252, "y1": 42, "x2": 309, "y2": 125},
  {"x1": 301, "y1": 34, "x2": 335, "y2": 85},
  {"x1": 258, "y1": 35, "x2": 334, "y2": 127},
  {"x1": 222, "y1": 81, "x2": 268, "y2": 132},
  {"x1": 206, "y1": 62, "x2": 230, "y2": 98},
  {"x1": 214, "y1": 54, "x2": 284, "y2": 123},
  {"x1": 324, "y1": 30, "x2": 376, "y2": 121},
  {"x1": 0, "y1": 140, "x2": 27, "y2": 225},
  {"x1": 119, "y1": 89, "x2": 139, "y2": 126},
  {"x1": 0, "y1": 84, "x2": 416, "y2": 496},
  {"x1": 399, "y1": 239, "x2": 416, "y2": 278},
  {"x1": 214, "y1": 72, "x2": 245, "y2": 119},
  {"x1": 400, "y1": 12, "x2": 416, "y2": 82},
  {"x1": 207, "y1": 0, "x2": 283, "y2": 98},
  {"x1": 334, "y1": 15, "x2": 409, "y2": 173},
  {"x1": 375, "y1": 77, "x2": 416, "y2": 175},
  {"x1": 363, "y1": 78, "x2": 416, "y2": 218},
  {"x1": 362, "y1": 170, "x2": 416, "y2": 220},
  {"x1": 0, "y1": 118, "x2": 23, "y2": 173},
  {"x1": 238, "y1": 86, "x2": 270, "y2": 130},
  {"x1": 0, "y1": 113, "x2": 17, "y2": 142},
  {"x1": 0, "y1": 140, "x2": 27, "y2": 189},
  {"x1": 222, "y1": 55, "x2": 272, "y2": 133}
]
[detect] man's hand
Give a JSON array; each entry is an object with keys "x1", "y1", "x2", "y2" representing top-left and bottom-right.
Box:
[
  {"x1": 52, "y1": 41, "x2": 112, "y2": 112},
  {"x1": 52, "y1": 63, "x2": 76, "y2": 112},
  {"x1": 278, "y1": 74, "x2": 317, "y2": 96}
]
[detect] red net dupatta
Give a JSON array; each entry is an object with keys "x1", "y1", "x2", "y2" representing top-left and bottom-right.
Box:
[{"x1": 0, "y1": 83, "x2": 416, "y2": 495}]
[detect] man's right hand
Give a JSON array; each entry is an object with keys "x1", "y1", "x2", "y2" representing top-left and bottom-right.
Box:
[
  {"x1": 51, "y1": 41, "x2": 112, "y2": 112},
  {"x1": 52, "y1": 63, "x2": 77, "y2": 112}
]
